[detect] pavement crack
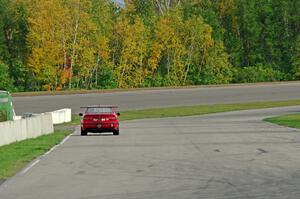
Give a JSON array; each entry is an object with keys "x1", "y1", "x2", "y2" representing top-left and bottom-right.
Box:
[
  {"x1": 190, "y1": 140, "x2": 201, "y2": 152},
  {"x1": 148, "y1": 164, "x2": 155, "y2": 168},
  {"x1": 256, "y1": 148, "x2": 268, "y2": 155},
  {"x1": 201, "y1": 177, "x2": 214, "y2": 190},
  {"x1": 221, "y1": 178, "x2": 252, "y2": 199}
]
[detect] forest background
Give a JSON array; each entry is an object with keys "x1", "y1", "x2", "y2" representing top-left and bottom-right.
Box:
[{"x1": 0, "y1": 0, "x2": 299, "y2": 91}]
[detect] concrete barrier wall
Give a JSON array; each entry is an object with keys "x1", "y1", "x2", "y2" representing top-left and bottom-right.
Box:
[
  {"x1": 0, "y1": 113, "x2": 54, "y2": 147},
  {"x1": 13, "y1": 116, "x2": 22, "y2": 121},
  {"x1": 50, "y1": 109, "x2": 72, "y2": 124}
]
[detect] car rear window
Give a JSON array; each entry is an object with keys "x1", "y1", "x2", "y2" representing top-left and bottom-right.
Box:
[{"x1": 86, "y1": 107, "x2": 113, "y2": 113}]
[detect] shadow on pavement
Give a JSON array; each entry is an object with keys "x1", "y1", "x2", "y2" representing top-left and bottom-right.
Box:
[{"x1": 72, "y1": 133, "x2": 115, "y2": 137}]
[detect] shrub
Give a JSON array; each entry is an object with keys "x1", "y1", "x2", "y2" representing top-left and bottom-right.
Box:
[
  {"x1": 232, "y1": 64, "x2": 284, "y2": 83},
  {"x1": 0, "y1": 61, "x2": 13, "y2": 91},
  {"x1": 97, "y1": 67, "x2": 117, "y2": 89}
]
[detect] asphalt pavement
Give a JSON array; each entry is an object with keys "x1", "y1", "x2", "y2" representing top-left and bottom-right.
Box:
[
  {"x1": 1, "y1": 106, "x2": 300, "y2": 199},
  {"x1": 13, "y1": 82, "x2": 300, "y2": 114}
]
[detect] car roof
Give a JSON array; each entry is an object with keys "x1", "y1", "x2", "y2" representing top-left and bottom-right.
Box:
[{"x1": 81, "y1": 105, "x2": 118, "y2": 108}]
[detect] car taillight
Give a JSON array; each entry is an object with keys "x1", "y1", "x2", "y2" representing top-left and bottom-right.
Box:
[
  {"x1": 100, "y1": 117, "x2": 116, "y2": 121},
  {"x1": 108, "y1": 117, "x2": 116, "y2": 120},
  {"x1": 84, "y1": 116, "x2": 93, "y2": 120}
]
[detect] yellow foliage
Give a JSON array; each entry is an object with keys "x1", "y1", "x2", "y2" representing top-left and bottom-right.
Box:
[
  {"x1": 149, "y1": 10, "x2": 187, "y2": 85},
  {"x1": 113, "y1": 16, "x2": 150, "y2": 88},
  {"x1": 27, "y1": 0, "x2": 98, "y2": 90}
]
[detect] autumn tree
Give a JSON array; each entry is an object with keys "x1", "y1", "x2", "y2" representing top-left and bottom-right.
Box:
[
  {"x1": 88, "y1": 0, "x2": 116, "y2": 88},
  {"x1": 27, "y1": 0, "x2": 70, "y2": 90},
  {"x1": 27, "y1": 0, "x2": 99, "y2": 90},
  {"x1": 149, "y1": 9, "x2": 187, "y2": 86},
  {"x1": 1, "y1": 0, "x2": 300, "y2": 90},
  {"x1": 112, "y1": 15, "x2": 150, "y2": 88}
]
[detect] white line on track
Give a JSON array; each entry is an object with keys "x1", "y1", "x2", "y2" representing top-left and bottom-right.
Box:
[
  {"x1": 20, "y1": 159, "x2": 41, "y2": 175},
  {"x1": 20, "y1": 132, "x2": 73, "y2": 175}
]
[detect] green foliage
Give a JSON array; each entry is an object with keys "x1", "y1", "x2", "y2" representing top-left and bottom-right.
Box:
[
  {"x1": 292, "y1": 37, "x2": 300, "y2": 80},
  {"x1": 0, "y1": 0, "x2": 29, "y2": 91},
  {"x1": 233, "y1": 64, "x2": 284, "y2": 83},
  {"x1": 97, "y1": 67, "x2": 117, "y2": 89},
  {"x1": 143, "y1": 73, "x2": 166, "y2": 87},
  {"x1": 0, "y1": 61, "x2": 13, "y2": 90}
]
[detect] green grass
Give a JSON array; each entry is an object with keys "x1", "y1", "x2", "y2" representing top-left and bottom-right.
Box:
[
  {"x1": 0, "y1": 130, "x2": 72, "y2": 181},
  {"x1": 70, "y1": 100, "x2": 300, "y2": 125},
  {"x1": 265, "y1": 114, "x2": 300, "y2": 129}
]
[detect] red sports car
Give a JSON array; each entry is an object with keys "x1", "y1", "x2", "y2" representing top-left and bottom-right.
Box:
[{"x1": 79, "y1": 105, "x2": 120, "y2": 136}]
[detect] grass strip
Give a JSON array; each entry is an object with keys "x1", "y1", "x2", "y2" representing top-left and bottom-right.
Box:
[
  {"x1": 70, "y1": 100, "x2": 300, "y2": 125},
  {"x1": 264, "y1": 114, "x2": 300, "y2": 129},
  {"x1": 0, "y1": 130, "x2": 72, "y2": 181}
]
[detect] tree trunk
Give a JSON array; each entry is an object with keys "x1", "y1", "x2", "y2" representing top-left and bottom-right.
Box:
[{"x1": 69, "y1": 0, "x2": 80, "y2": 89}]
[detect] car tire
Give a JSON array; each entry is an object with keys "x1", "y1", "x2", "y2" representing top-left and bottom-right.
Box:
[
  {"x1": 81, "y1": 128, "x2": 87, "y2": 136},
  {"x1": 113, "y1": 130, "x2": 119, "y2": 136}
]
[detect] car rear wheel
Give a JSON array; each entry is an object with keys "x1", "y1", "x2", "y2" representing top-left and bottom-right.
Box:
[
  {"x1": 81, "y1": 128, "x2": 88, "y2": 136},
  {"x1": 113, "y1": 130, "x2": 119, "y2": 136}
]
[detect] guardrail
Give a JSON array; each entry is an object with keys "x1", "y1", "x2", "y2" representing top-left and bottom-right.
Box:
[
  {"x1": 0, "y1": 113, "x2": 54, "y2": 147},
  {"x1": 50, "y1": 109, "x2": 72, "y2": 124},
  {"x1": 0, "y1": 108, "x2": 72, "y2": 147}
]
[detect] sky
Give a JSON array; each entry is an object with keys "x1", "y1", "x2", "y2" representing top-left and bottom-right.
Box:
[{"x1": 112, "y1": 0, "x2": 125, "y2": 6}]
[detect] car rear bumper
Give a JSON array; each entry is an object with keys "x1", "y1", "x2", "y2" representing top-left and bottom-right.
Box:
[
  {"x1": 82, "y1": 128, "x2": 118, "y2": 133},
  {"x1": 82, "y1": 122, "x2": 119, "y2": 132}
]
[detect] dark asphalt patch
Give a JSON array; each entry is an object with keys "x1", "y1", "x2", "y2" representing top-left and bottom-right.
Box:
[{"x1": 0, "y1": 179, "x2": 5, "y2": 186}]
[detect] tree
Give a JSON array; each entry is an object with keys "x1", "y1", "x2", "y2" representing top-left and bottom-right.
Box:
[
  {"x1": 182, "y1": 0, "x2": 223, "y2": 40},
  {"x1": 0, "y1": 0, "x2": 29, "y2": 91},
  {"x1": 87, "y1": 0, "x2": 116, "y2": 88},
  {"x1": 27, "y1": 0, "x2": 71, "y2": 90},
  {"x1": 27, "y1": 0, "x2": 99, "y2": 90},
  {"x1": 151, "y1": 0, "x2": 182, "y2": 15},
  {"x1": 1, "y1": 0, "x2": 300, "y2": 90},
  {"x1": 292, "y1": 37, "x2": 300, "y2": 79},
  {"x1": 0, "y1": 1, "x2": 8, "y2": 61},
  {"x1": 182, "y1": 16, "x2": 232, "y2": 84},
  {"x1": 112, "y1": 16, "x2": 150, "y2": 88},
  {"x1": 149, "y1": 9, "x2": 188, "y2": 85},
  {"x1": 0, "y1": 61, "x2": 13, "y2": 90},
  {"x1": 65, "y1": 0, "x2": 98, "y2": 89},
  {"x1": 181, "y1": 15, "x2": 213, "y2": 84}
]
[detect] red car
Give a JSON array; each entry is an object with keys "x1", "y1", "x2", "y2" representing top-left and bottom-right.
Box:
[{"x1": 79, "y1": 105, "x2": 120, "y2": 136}]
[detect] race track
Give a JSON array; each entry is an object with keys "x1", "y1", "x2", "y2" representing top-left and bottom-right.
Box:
[
  {"x1": 1, "y1": 106, "x2": 300, "y2": 199},
  {"x1": 13, "y1": 82, "x2": 300, "y2": 114}
]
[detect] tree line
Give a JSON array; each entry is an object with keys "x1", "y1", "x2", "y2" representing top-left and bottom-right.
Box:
[{"x1": 0, "y1": 0, "x2": 299, "y2": 91}]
